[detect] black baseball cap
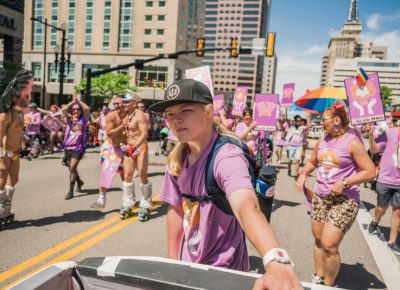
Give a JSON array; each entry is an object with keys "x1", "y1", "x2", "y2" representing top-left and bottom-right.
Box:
[{"x1": 149, "y1": 79, "x2": 212, "y2": 112}]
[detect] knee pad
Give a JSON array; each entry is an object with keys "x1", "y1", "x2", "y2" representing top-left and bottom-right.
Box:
[
  {"x1": 122, "y1": 181, "x2": 135, "y2": 208},
  {"x1": 5, "y1": 185, "x2": 15, "y2": 200},
  {"x1": 140, "y1": 182, "x2": 152, "y2": 200}
]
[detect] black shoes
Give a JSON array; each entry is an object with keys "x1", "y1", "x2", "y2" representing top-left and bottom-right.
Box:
[
  {"x1": 64, "y1": 182, "x2": 75, "y2": 200},
  {"x1": 76, "y1": 178, "x2": 84, "y2": 193},
  {"x1": 368, "y1": 220, "x2": 379, "y2": 235}
]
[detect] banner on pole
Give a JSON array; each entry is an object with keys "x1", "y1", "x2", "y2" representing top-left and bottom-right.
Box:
[
  {"x1": 344, "y1": 73, "x2": 384, "y2": 125},
  {"x1": 232, "y1": 86, "x2": 248, "y2": 116},
  {"x1": 253, "y1": 94, "x2": 279, "y2": 131},
  {"x1": 213, "y1": 94, "x2": 224, "y2": 114},
  {"x1": 185, "y1": 65, "x2": 214, "y2": 96},
  {"x1": 282, "y1": 83, "x2": 295, "y2": 106}
]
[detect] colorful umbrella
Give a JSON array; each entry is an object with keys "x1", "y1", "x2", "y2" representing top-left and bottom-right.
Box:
[{"x1": 295, "y1": 87, "x2": 347, "y2": 113}]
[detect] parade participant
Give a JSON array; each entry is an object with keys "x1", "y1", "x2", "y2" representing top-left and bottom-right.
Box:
[
  {"x1": 274, "y1": 118, "x2": 287, "y2": 164},
  {"x1": 120, "y1": 92, "x2": 151, "y2": 221},
  {"x1": 286, "y1": 115, "x2": 309, "y2": 178},
  {"x1": 150, "y1": 79, "x2": 302, "y2": 290},
  {"x1": 235, "y1": 108, "x2": 259, "y2": 155},
  {"x1": 61, "y1": 94, "x2": 90, "y2": 200},
  {"x1": 97, "y1": 104, "x2": 109, "y2": 147},
  {"x1": 36, "y1": 104, "x2": 64, "y2": 153},
  {"x1": 0, "y1": 70, "x2": 33, "y2": 225},
  {"x1": 368, "y1": 123, "x2": 400, "y2": 255},
  {"x1": 91, "y1": 97, "x2": 127, "y2": 209},
  {"x1": 25, "y1": 102, "x2": 42, "y2": 158},
  {"x1": 296, "y1": 101, "x2": 375, "y2": 286}
]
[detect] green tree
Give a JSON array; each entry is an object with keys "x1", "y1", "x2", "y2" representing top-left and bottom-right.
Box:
[
  {"x1": 75, "y1": 73, "x2": 137, "y2": 100},
  {"x1": 380, "y1": 85, "x2": 393, "y2": 108}
]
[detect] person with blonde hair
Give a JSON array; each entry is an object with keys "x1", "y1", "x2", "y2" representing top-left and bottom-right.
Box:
[
  {"x1": 150, "y1": 79, "x2": 302, "y2": 290},
  {"x1": 296, "y1": 101, "x2": 375, "y2": 286}
]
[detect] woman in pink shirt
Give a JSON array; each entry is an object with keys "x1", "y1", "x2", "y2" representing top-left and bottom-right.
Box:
[
  {"x1": 150, "y1": 79, "x2": 302, "y2": 290},
  {"x1": 296, "y1": 102, "x2": 374, "y2": 286},
  {"x1": 234, "y1": 108, "x2": 259, "y2": 156}
]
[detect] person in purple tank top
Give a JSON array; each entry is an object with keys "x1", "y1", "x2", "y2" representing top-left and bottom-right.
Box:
[
  {"x1": 273, "y1": 118, "x2": 287, "y2": 164},
  {"x1": 150, "y1": 79, "x2": 302, "y2": 290},
  {"x1": 296, "y1": 102, "x2": 375, "y2": 286},
  {"x1": 368, "y1": 123, "x2": 400, "y2": 255}
]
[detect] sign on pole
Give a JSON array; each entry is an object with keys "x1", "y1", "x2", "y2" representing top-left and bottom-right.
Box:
[
  {"x1": 253, "y1": 94, "x2": 279, "y2": 131},
  {"x1": 281, "y1": 83, "x2": 295, "y2": 106}
]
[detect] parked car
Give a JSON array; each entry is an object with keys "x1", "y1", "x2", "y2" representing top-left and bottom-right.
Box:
[{"x1": 309, "y1": 125, "x2": 324, "y2": 139}]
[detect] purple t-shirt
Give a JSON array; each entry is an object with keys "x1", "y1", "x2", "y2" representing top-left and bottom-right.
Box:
[
  {"x1": 286, "y1": 125, "x2": 307, "y2": 147},
  {"x1": 26, "y1": 112, "x2": 42, "y2": 135},
  {"x1": 160, "y1": 132, "x2": 253, "y2": 271},
  {"x1": 235, "y1": 122, "x2": 259, "y2": 154},
  {"x1": 314, "y1": 132, "x2": 361, "y2": 202},
  {"x1": 377, "y1": 127, "x2": 400, "y2": 186}
]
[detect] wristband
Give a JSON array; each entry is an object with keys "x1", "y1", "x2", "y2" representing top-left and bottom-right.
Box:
[
  {"x1": 262, "y1": 248, "x2": 292, "y2": 267},
  {"x1": 0, "y1": 147, "x2": 4, "y2": 158}
]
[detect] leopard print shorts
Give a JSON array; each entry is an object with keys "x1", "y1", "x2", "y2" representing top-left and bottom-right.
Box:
[{"x1": 311, "y1": 193, "x2": 359, "y2": 233}]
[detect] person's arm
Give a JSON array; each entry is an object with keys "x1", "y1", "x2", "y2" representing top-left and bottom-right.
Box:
[
  {"x1": 105, "y1": 112, "x2": 124, "y2": 138},
  {"x1": 330, "y1": 139, "x2": 375, "y2": 195},
  {"x1": 295, "y1": 138, "x2": 322, "y2": 192},
  {"x1": 61, "y1": 100, "x2": 75, "y2": 117},
  {"x1": 78, "y1": 100, "x2": 90, "y2": 120},
  {"x1": 228, "y1": 190, "x2": 302, "y2": 289},
  {"x1": 37, "y1": 107, "x2": 50, "y2": 115},
  {"x1": 166, "y1": 204, "x2": 184, "y2": 259},
  {"x1": 131, "y1": 111, "x2": 148, "y2": 148},
  {"x1": 237, "y1": 122, "x2": 257, "y2": 141}
]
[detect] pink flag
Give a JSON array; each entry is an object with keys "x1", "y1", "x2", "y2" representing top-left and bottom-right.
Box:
[{"x1": 232, "y1": 86, "x2": 247, "y2": 116}]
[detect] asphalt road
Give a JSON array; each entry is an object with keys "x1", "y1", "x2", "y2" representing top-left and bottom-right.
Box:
[{"x1": 0, "y1": 140, "x2": 397, "y2": 289}]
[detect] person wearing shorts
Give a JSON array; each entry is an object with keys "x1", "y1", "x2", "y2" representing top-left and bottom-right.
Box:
[
  {"x1": 368, "y1": 126, "x2": 400, "y2": 255},
  {"x1": 296, "y1": 102, "x2": 374, "y2": 286},
  {"x1": 286, "y1": 115, "x2": 309, "y2": 178}
]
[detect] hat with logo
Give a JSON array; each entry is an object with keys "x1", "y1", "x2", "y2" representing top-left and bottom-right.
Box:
[
  {"x1": 123, "y1": 91, "x2": 141, "y2": 102},
  {"x1": 149, "y1": 79, "x2": 212, "y2": 112},
  {"x1": 29, "y1": 102, "x2": 38, "y2": 108}
]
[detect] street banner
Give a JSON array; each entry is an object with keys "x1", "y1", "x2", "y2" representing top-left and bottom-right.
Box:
[
  {"x1": 232, "y1": 86, "x2": 248, "y2": 116},
  {"x1": 213, "y1": 94, "x2": 224, "y2": 114},
  {"x1": 185, "y1": 65, "x2": 214, "y2": 96},
  {"x1": 42, "y1": 115, "x2": 62, "y2": 132},
  {"x1": 253, "y1": 94, "x2": 279, "y2": 131},
  {"x1": 282, "y1": 83, "x2": 295, "y2": 106},
  {"x1": 344, "y1": 73, "x2": 384, "y2": 125}
]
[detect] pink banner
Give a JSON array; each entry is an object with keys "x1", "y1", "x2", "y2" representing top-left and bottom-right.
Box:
[
  {"x1": 213, "y1": 95, "x2": 224, "y2": 114},
  {"x1": 253, "y1": 94, "x2": 279, "y2": 131},
  {"x1": 42, "y1": 115, "x2": 62, "y2": 132},
  {"x1": 282, "y1": 83, "x2": 295, "y2": 106},
  {"x1": 344, "y1": 73, "x2": 384, "y2": 125},
  {"x1": 185, "y1": 65, "x2": 214, "y2": 96},
  {"x1": 232, "y1": 86, "x2": 247, "y2": 116}
]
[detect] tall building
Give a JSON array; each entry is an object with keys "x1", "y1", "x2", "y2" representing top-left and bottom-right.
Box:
[
  {"x1": 202, "y1": 0, "x2": 273, "y2": 104},
  {"x1": 23, "y1": 0, "x2": 204, "y2": 107},
  {"x1": 0, "y1": 0, "x2": 24, "y2": 68},
  {"x1": 320, "y1": 0, "x2": 391, "y2": 88}
]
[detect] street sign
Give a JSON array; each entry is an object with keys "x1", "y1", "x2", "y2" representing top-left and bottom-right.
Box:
[{"x1": 252, "y1": 38, "x2": 266, "y2": 56}]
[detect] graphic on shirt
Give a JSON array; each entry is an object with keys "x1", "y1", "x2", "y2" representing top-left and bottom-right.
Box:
[
  {"x1": 182, "y1": 197, "x2": 201, "y2": 255},
  {"x1": 318, "y1": 150, "x2": 340, "y2": 180}
]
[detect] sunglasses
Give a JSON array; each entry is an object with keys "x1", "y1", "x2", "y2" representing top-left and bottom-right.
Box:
[
  {"x1": 322, "y1": 116, "x2": 336, "y2": 122},
  {"x1": 72, "y1": 108, "x2": 81, "y2": 111}
]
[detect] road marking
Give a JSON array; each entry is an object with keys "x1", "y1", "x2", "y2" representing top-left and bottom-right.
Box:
[
  {"x1": 2, "y1": 199, "x2": 164, "y2": 289},
  {"x1": 0, "y1": 214, "x2": 120, "y2": 283}
]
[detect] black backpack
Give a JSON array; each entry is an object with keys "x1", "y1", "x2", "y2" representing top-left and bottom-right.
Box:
[{"x1": 181, "y1": 135, "x2": 260, "y2": 215}]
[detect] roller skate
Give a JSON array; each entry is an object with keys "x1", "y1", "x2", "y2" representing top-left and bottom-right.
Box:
[
  {"x1": 0, "y1": 213, "x2": 15, "y2": 228},
  {"x1": 138, "y1": 207, "x2": 150, "y2": 222},
  {"x1": 119, "y1": 206, "x2": 135, "y2": 220}
]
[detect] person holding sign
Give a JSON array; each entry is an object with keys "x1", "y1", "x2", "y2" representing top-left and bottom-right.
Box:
[
  {"x1": 235, "y1": 108, "x2": 260, "y2": 155},
  {"x1": 296, "y1": 102, "x2": 375, "y2": 286},
  {"x1": 150, "y1": 79, "x2": 302, "y2": 290}
]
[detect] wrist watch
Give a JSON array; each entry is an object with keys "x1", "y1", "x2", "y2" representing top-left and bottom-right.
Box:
[{"x1": 262, "y1": 248, "x2": 292, "y2": 267}]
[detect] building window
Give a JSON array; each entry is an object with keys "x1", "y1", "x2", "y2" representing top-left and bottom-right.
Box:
[
  {"x1": 119, "y1": 0, "x2": 134, "y2": 51},
  {"x1": 48, "y1": 63, "x2": 75, "y2": 83},
  {"x1": 32, "y1": 0, "x2": 45, "y2": 49},
  {"x1": 157, "y1": 29, "x2": 164, "y2": 35},
  {"x1": 156, "y1": 43, "x2": 163, "y2": 49},
  {"x1": 68, "y1": 0, "x2": 76, "y2": 48},
  {"x1": 103, "y1": 0, "x2": 112, "y2": 49},
  {"x1": 144, "y1": 43, "x2": 151, "y2": 49},
  {"x1": 138, "y1": 66, "x2": 167, "y2": 87},
  {"x1": 145, "y1": 15, "x2": 152, "y2": 21},
  {"x1": 50, "y1": 0, "x2": 58, "y2": 48},
  {"x1": 145, "y1": 29, "x2": 152, "y2": 35},
  {"x1": 158, "y1": 15, "x2": 165, "y2": 21},
  {"x1": 146, "y1": 1, "x2": 153, "y2": 7},
  {"x1": 159, "y1": 1, "x2": 166, "y2": 7},
  {"x1": 32, "y1": 62, "x2": 42, "y2": 82},
  {"x1": 84, "y1": 0, "x2": 93, "y2": 50}
]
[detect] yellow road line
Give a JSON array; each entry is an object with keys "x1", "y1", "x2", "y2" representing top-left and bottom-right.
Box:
[
  {"x1": 0, "y1": 214, "x2": 120, "y2": 283},
  {"x1": 3, "y1": 200, "x2": 164, "y2": 289}
]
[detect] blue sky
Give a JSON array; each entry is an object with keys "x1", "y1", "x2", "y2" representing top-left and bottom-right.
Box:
[{"x1": 269, "y1": 0, "x2": 400, "y2": 99}]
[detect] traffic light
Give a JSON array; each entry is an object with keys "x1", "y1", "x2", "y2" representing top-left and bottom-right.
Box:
[
  {"x1": 152, "y1": 79, "x2": 157, "y2": 88},
  {"x1": 159, "y1": 81, "x2": 165, "y2": 90},
  {"x1": 196, "y1": 38, "x2": 205, "y2": 57},
  {"x1": 266, "y1": 32, "x2": 276, "y2": 57},
  {"x1": 230, "y1": 37, "x2": 239, "y2": 58}
]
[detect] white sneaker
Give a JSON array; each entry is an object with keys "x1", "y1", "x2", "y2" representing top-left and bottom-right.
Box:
[{"x1": 91, "y1": 196, "x2": 106, "y2": 209}]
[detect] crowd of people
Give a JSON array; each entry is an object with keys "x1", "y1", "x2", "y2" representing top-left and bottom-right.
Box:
[{"x1": 0, "y1": 71, "x2": 399, "y2": 289}]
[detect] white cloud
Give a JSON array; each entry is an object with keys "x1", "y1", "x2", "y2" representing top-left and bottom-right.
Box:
[
  {"x1": 275, "y1": 46, "x2": 325, "y2": 99},
  {"x1": 366, "y1": 13, "x2": 381, "y2": 30},
  {"x1": 363, "y1": 30, "x2": 400, "y2": 60}
]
